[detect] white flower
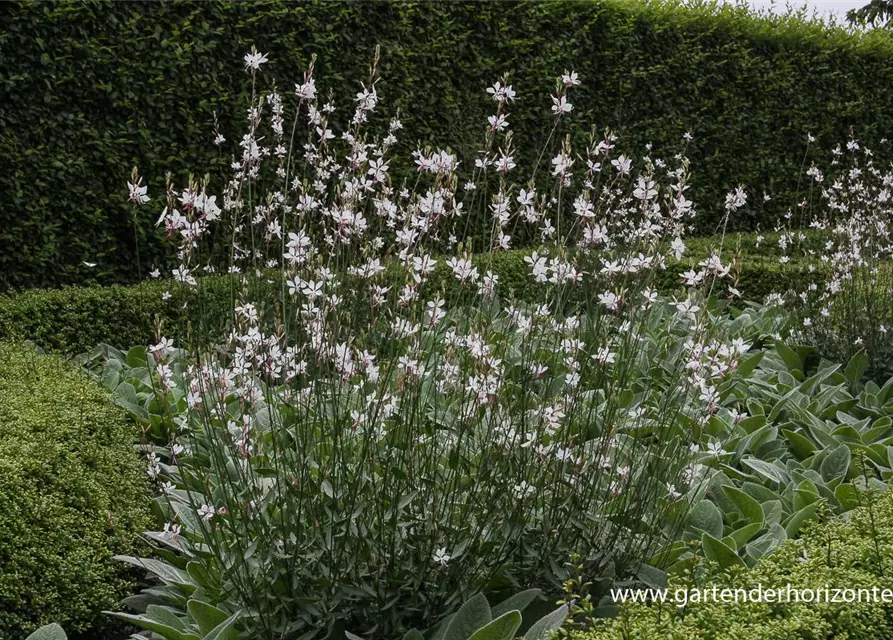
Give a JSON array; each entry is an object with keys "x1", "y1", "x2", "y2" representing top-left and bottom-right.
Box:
[
  {"x1": 433, "y1": 547, "x2": 451, "y2": 567},
  {"x1": 725, "y1": 187, "x2": 747, "y2": 210},
  {"x1": 244, "y1": 48, "x2": 269, "y2": 71},
  {"x1": 447, "y1": 256, "x2": 479, "y2": 282},
  {"x1": 611, "y1": 155, "x2": 632, "y2": 175},
  {"x1": 150, "y1": 337, "x2": 173, "y2": 354},
  {"x1": 666, "y1": 484, "x2": 681, "y2": 500},
  {"x1": 598, "y1": 291, "x2": 620, "y2": 312},
  {"x1": 295, "y1": 78, "x2": 317, "y2": 100},
  {"x1": 561, "y1": 70, "x2": 580, "y2": 86},
  {"x1": 671, "y1": 237, "x2": 686, "y2": 260},
  {"x1": 551, "y1": 94, "x2": 573, "y2": 116},
  {"x1": 486, "y1": 81, "x2": 516, "y2": 103},
  {"x1": 128, "y1": 181, "x2": 149, "y2": 204},
  {"x1": 198, "y1": 504, "x2": 216, "y2": 521},
  {"x1": 488, "y1": 114, "x2": 509, "y2": 132}
]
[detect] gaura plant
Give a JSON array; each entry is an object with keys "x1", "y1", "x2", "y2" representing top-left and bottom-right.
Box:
[{"x1": 104, "y1": 47, "x2": 755, "y2": 638}]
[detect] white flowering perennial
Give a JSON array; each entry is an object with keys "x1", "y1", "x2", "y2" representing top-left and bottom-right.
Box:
[
  {"x1": 132, "y1": 50, "x2": 750, "y2": 638},
  {"x1": 781, "y1": 137, "x2": 893, "y2": 376}
]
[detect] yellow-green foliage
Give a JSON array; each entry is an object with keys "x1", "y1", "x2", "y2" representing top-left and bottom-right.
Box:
[
  {"x1": 575, "y1": 489, "x2": 893, "y2": 640},
  {"x1": 0, "y1": 343, "x2": 152, "y2": 637}
]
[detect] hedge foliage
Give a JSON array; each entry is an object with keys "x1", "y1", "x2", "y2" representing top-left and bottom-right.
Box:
[
  {"x1": 0, "y1": 343, "x2": 152, "y2": 638},
  {"x1": 2, "y1": 1, "x2": 892, "y2": 289},
  {"x1": 0, "y1": 234, "x2": 820, "y2": 355},
  {"x1": 575, "y1": 487, "x2": 893, "y2": 640}
]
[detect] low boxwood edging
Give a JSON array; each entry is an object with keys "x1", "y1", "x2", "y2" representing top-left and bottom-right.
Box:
[
  {"x1": 575, "y1": 487, "x2": 893, "y2": 640},
  {"x1": 0, "y1": 243, "x2": 820, "y2": 355},
  {"x1": 0, "y1": 342, "x2": 153, "y2": 638}
]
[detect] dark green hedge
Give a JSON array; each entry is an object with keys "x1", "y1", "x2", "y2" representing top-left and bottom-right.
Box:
[
  {"x1": 0, "y1": 245, "x2": 818, "y2": 356},
  {"x1": 2, "y1": 1, "x2": 892, "y2": 290},
  {"x1": 0, "y1": 342, "x2": 152, "y2": 638},
  {"x1": 577, "y1": 487, "x2": 893, "y2": 640}
]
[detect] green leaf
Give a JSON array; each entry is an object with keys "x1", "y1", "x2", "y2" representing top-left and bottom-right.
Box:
[
  {"x1": 762, "y1": 500, "x2": 784, "y2": 527},
  {"x1": 491, "y1": 589, "x2": 541, "y2": 619},
  {"x1": 635, "y1": 564, "x2": 668, "y2": 589},
  {"x1": 146, "y1": 605, "x2": 186, "y2": 631},
  {"x1": 783, "y1": 429, "x2": 816, "y2": 460},
  {"x1": 204, "y1": 611, "x2": 241, "y2": 640},
  {"x1": 126, "y1": 345, "x2": 149, "y2": 368},
  {"x1": 701, "y1": 533, "x2": 744, "y2": 569},
  {"x1": 444, "y1": 594, "x2": 491, "y2": 640},
  {"x1": 845, "y1": 350, "x2": 868, "y2": 386},
  {"x1": 834, "y1": 483, "x2": 863, "y2": 511},
  {"x1": 793, "y1": 480, "x2": 820, "y2": 511},
  {"x1": 737, "y1": 351, "x2": 764, "y2": 378},
  {"x1": 741, "y1": 458, "x2": 789, "y2": 484},
  {"x1": 722, "y1": 485, "x2": 764, "y2": 526},
  {"x1": 187, "y1": 600, "x2": 230, "y2": 636},
  {"x1": 467, "y1": 611, "x2": 522, "y2": 640},
  {"x1": 776, "y1": 342, "x2": 802, "y2": 372},
  {"x1": 104, "y1": 612, "x2": 200, "y2": 640},
  {"x1": 685, "y1": 499, "x2": 724, "y2": 538},
  {"x1": 820, "y1": 445, "x2": 851, "y2": 481},
  {"x1": 25, "y1": 624, "x2": 67, "y2": 640},
  {"x1": 728, "y1": 522, "x2": 762, "y2": 548},
  {"x1": 113, "y1": 556, "x2": 197, "y2": 590},
  {"x1": 746, "y1": 523, "x2": 787, "y2": 560},
  {"x1": 785, "y1": 503, "x2": 820, "y2": 538},
  {"x1": 402, "y1": 631, "x2": 425, "y2": 640},
  {"x1": 524, "y1": 604, "x2": 569, "y2": 640}
]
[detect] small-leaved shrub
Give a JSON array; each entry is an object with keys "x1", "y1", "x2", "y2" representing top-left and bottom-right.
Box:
[
  {"x1": 575, "y1": 487, "x2": 893, "y2": 640},
  {"x1": 0, "y1": 342, "x2": 153, "y2": 638}
]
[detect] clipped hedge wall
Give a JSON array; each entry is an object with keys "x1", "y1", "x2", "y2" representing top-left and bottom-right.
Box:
[
  {"x1": 2, "y1": 1, "x2": 892, "y2": 289},
  {"x1": 576, "y1": 487, "x2": 893, "y2": 640},
  {"x1": 0, "y1": 342, "x2": 152, "y2": 638},
  {"x1": 0, "y1": 241, "x2": 818, "y2": 355}
]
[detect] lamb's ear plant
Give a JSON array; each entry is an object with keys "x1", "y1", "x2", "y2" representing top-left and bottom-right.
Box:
[
  {"x1": 103, "y1": 48, "x2": 757, "y2": 638},
  {"x1": 25, "y1": 624, "x2": 67, "y2": 640},
  {"x1": 651, "y1": 340, "x2": 893, "y2": 576}
]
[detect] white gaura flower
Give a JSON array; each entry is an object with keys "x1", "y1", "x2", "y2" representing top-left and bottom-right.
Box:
[
  {"x1": 150, "y1": 337, "x2": 173, "y2": 355},
  {"x1": 598, "y1": 291, "x2": 620, "y2": 312},
  {"x1": 611, "y1": 155, "x2": 632, "y2": 175},
  {"x1": 725, "y1": 186, "x2": 747, "y2": 210},
  {"x1": 433, "y1": 547, "x2": 451, "y2": 567},
  {"x1": 488, "y1": 114, "x2": 509, "y2": 132},
  {"x1": 198, "y1": 504, "x2": 216, "y2": 521},
  {"x1": 295, "y1": 78, "x2": 317, "y2": 100},
  {"x1": 243, "y1": 48, "x2": 269, "y2": 71},
  {"x1": 128, "y1": 180, "x2": 149, "y2": 204},
  {"x1": 486, "y1": 81, "x2": 516, "y2": 103},
  {"x1": 551, "y1": 94, "x2": 573, "y2": 116},
  {"x1": 447, "y1": 256, "x2": 479, "y2": 282},
  {"x1": 561, "y1": 70, "x2": 580, "y2": 87}
]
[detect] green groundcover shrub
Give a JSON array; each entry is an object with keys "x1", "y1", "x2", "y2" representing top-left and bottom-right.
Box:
[
  {"x1": 2, "y1": 0, "x2": 891, "y2": 289},
  {"x1": 0, "y1": 240, "x2": 821, "y2": 355},
  {"x1": 576, "y1": 487, "x2": 893, "y2": 640},
  {"x1": 0, "y1": 342, "x2": 153, "y2": 638}
]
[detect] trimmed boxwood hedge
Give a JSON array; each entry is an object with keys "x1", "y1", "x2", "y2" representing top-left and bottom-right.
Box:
[
  {"x1": 0, "y1": 343, "x2": 153, "y2": 638},
  {"x1": 575, "y1": 487, "x2": 893, "y2": 640},
  {"x1": 2, "y1": 0, "x2": 891, "y2": 289},
  {"x1": 0, "y1": 239, "x2": 820, "y2": 355}
]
